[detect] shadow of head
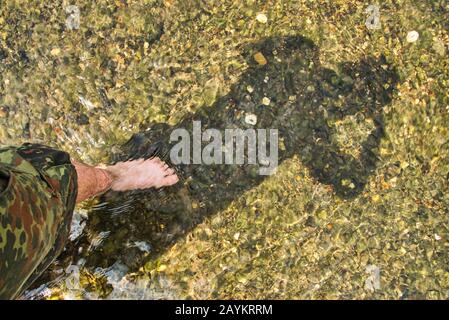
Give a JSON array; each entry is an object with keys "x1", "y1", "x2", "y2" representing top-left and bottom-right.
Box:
[{"x1": 50, "y1": 35, "x2": 400, "y2": 274}]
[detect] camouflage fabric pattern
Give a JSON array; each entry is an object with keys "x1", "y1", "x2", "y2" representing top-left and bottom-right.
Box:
[{"x1": 0, "y1": 144, "x2": 77, "y2": 299}]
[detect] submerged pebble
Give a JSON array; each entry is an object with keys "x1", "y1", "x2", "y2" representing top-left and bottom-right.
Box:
[
  {"x1": 244, "y1": 113, "x2": 257, "y2": 125},
  {"x1": 365, "y1": 265, "x2": 381, "y2": 292},
  {"x1": 256, "y1": 13, "x2": 267, "y2": 24},
  {"x1": 133, "y1": 241, "x2": 152, "y2": 253},
  {"x1": 262, "y1": 97, "x2": 271, "y2": 106},
  {"x1": 76, "y1": 114, "x2": 90, "y2": 125},
  {"x1": 69, "y1": 210, "x2": 88, "y2": 241},
  {"x1": 406, "y1": 31, "x2": 419, "y2": 43},
  {"x1": 78, "y1": 96, "x2": 96, "y2": 111},
  {"x1": 254, "y1": 52, "x2": 268, "y2": 65}
]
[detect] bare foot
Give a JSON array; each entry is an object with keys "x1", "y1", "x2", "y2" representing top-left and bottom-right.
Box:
[{"x1": 105, "y1": 157, "x2": 179, "y2": 192}]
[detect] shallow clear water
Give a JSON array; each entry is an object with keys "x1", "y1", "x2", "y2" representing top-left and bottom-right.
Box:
[{"x1": 0, "y1": 0, "x2": 448, "y2": 299}]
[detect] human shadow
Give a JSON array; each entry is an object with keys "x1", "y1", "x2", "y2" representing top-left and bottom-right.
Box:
[{"x1": 35, "y1": 35, "x2": 399, "y2": 287}]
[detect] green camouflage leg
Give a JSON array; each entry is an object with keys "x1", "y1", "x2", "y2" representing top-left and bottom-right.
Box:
[{"x1": 0, "y1": 144, "x2": 77, "y2": 299}]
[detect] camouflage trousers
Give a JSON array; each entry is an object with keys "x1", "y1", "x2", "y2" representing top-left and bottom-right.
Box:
[{"x1": 0, "y1": 144, "x2": 78, "y2": 299}]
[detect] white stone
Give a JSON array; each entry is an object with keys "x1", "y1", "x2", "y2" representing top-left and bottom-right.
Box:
[
  {"x1": 406, "y1": 31, "x2": 419, "y2": 43},
  {"x1": 78, "y1": 95, "x2": 96, "y2": 111},
  {"x1": 244, "y1": 113, "x2": 257, "y2": 125},
  {"x1": 134, "y1": 241, "x2": 151, "y2": 253},
  {"x1": 365, "y1": 265, "x2": 381, "y2": 292},
  {"x1": 69, "y1": 209, "x2": 88, "y2": 241},
  {"x1": 256, "y1": 13, "x2": 267, "y2": 24}
]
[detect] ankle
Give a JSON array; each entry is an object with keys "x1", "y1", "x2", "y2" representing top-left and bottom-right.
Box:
[{"x1": 94, "y1": 167, "x2": 113, "y2": 195}]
